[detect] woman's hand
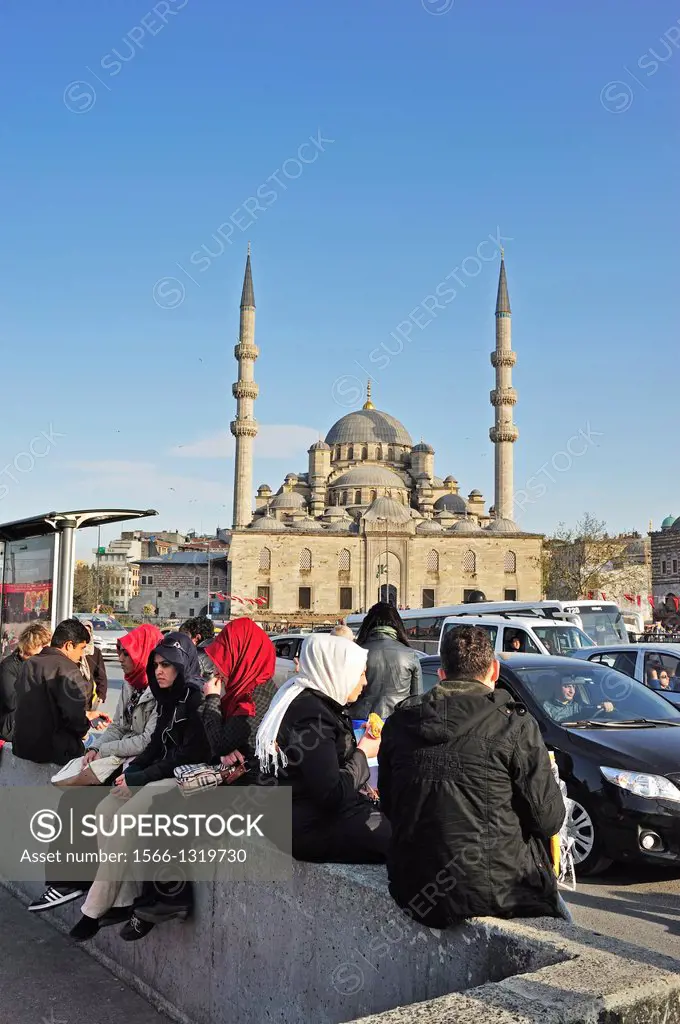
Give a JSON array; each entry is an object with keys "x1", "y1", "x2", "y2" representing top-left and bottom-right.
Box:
[
  {"x1": 220, "y1": 749, "x2": 246, "y2": 768},
  {"x1": 357, "y1": 733, "x2": 380, "y2": 759},
  {"x1": 82, "y1": 749, "x2": 99, "y2": 765},
  {"x1": 113, "y1": 776, "x2": 131, "y2": 797},
  {"x1": 203, "y1": 675, "x2": 222, "y2": 697}
]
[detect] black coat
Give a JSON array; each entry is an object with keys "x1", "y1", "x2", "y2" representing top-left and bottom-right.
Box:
[
  {"x1": 275, "y1": 690, "x2": 372, "y2": 845},
  {"x1": 12, "y1": 647, "x2": 90, "y2": 765},
  {"x1": 348, "y1": 630, "x2": 422, "y2": 720},
  {"x1": 378, "y1": 678, "x2": 566, "y2": 926},
  {"x1": 84, "y1": 647, "x2": 108, "y2": 707},
  {"x1": 123, "y1": 631, "x2": 210, "y2": 787},
  {"x1": 0, "y1": 650, "x2": 25, "y2": 742}
]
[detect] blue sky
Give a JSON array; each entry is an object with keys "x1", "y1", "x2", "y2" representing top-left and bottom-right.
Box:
[{"x1": 1, "y1": 0, "x2": 678, "y2": 558}]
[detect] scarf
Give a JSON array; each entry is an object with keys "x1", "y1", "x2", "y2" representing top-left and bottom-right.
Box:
[
  {"x1": 118, "y1": 623, "x2": 164, "y2": 691},
  {"x1": 147, "y1": 631, "x2": 204, "y2": 703},
  {"x1": 203, "y1": 619, "x2": 275, "y2": 718},
  {"x1": 79, "y1": 621, "x2": 95, "y2": 683},
  {"x1": 371, "y1": 626, "x2": 398, "y2": 640},
  {"x1": 256, "y1": 632, "x2": 368, "y2": 776}
]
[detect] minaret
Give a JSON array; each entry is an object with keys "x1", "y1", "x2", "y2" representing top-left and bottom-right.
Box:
[
  {"x1": 489, "y1": 250, "x2": 518, "y2": 520},
  {"x1": 231, "y1": 245, "x2": 259, "y2": 528}
]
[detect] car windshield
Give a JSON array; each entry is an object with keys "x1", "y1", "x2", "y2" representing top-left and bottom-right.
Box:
[
  {"x1": 577, "y1": 607, "x2": 628, "y2": 644},
  {"x1": 91, "y1": 618, "x2": 124, "y2": 631},
  {"x1": 532, "y1": 625, "x2": 595, "y2": 655},
  {"x1": 514, "y1": 663, "x2": 680, "y2": 725}
]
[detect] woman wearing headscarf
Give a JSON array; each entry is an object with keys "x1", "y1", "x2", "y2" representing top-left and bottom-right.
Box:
[
  {"x1": 80, "y1": 620, "x2": 108, "y2": 710},
  {"x1": 198, "y1": 619, "x2": 276, "y2": 773},
  {"x1": 69, "y1": 631, "x2": 211, "y2": 943},
  {"x1": 81, "y1": 623, "x2": 164, "y2": 773},
  {"x1": 256, "y1": 632, "x2": 391, "y2": 863}
]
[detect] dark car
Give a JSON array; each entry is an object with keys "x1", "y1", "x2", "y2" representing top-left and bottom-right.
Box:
[{"x1": 419, "y1": 653, "x2": 680, "y2": 875}]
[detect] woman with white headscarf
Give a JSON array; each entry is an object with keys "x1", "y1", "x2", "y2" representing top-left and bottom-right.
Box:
[{"x1": 256, "y1": 632, "x2": 391, "y2": 863}]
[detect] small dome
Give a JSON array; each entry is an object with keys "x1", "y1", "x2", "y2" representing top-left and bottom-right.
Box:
[
  {"x1": 662, "y1": 515, "x2": 676, "y2": 530},
  {"x1": 363, "y1": 496, "x2": 412, "y2": 525},
  {"x1": 248, "y1": 516, "x2": 288, "y2": 532},
  {"x1": 444, "y1": 475, "x2": 457, "y2": 484},
  {"x1": 484, "y1": 517, "x2": 522, "y2": 534},
  {"x1": 309, "y1": 440, "x2": 331, "y2": 451},
  {"x1": 432, "y1": 476, "x2": 444, "y2": 487},
  {"x1": 449, "y1": 518, "x2": 483, "y2": 535},
  {"x1": 289, "y1": 517, "x2": 324, "y2": 531},
  {"x1": 257, "y1": 483, "x2": 272, "y2": 493},
  {"x1": 269, "y1": 490, "x2": 306, "y2": 510},
  {"x1": 332, "y1": 466, "x2": 406, "y2": 489},
  {"x1": 468, "y1": 489, "x2": 483, "y2": 498},
  {"x1": 416, "y1": 519, "x2": 443, "y2": 534},
  {"x1": 434, "y1": 509, "x2": 457, "y2": 522},
  {"x1": 412, "y1": 441, "x2": 434, "y2": 454},
  {"x1": 284, "y1": 473, "x2": 298, "y2": 483},
  {"x1": 323, "y1": 520, "x2": 351, "y2": 532},
  {"x1": 326, "y1": 409, "x2": 413, "y2": 447},
  {"x1": 434, "y1": 493, "x2": 467, "y2": 514},
  {"x1": 670, "y1": 517, "x2": 680, "y2": 532},
  {"x1": 323, "y1": 506, "x2": 352, "y2": 520}
]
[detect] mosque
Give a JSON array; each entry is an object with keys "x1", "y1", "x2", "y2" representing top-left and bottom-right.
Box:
[{"x1": 226, "y1": 248, "x2": 542, "y2": 619}]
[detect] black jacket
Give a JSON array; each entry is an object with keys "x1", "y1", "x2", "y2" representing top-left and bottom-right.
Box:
[
  {"x1": 85, "y1": 647, "x2": 108, "y2": 707},
  {"x1": 124, "y1": 632, "x2": 210, "y2": 787},
  {"x1": 12, "y1": 647, "x2": 90, "y2": 765},
  {"x1": 0, "y1": 650, "x2": 25, "y2": 742},
  {"x1": 378, "y1": 679, "x2": 565, "y2": 926},
  {"x1": 275, "y1": 690, "x2": 372, "y2": 845},
  {"x1": 349, "y1": 630, "x2": 422, "y2": 720}
]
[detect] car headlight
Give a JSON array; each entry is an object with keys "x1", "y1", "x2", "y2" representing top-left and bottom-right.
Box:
[{"x1": 601, "y1": 766, "x2": 680, "y2": 802}]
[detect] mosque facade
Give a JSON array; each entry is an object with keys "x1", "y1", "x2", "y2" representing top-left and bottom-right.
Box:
[{"x1": 226, "y1": 249, "x2": 542, "y2": 619}]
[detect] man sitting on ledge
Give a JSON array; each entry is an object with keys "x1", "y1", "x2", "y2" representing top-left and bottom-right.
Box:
[
  {"x1": 378, "y1": 625, "x2": 566, "y2": 927},
  {"x1": 12, "y1": 618, "x2": 103, "y2": 765}
]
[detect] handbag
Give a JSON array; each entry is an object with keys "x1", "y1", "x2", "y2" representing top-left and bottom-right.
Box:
[{"x1": 174, "y1": 761, "x2": 247, "y2": 796}]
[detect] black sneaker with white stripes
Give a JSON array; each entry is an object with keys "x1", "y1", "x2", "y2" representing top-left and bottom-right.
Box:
[{"x1": 28, "y1": 886, "x2": 84, "y2": 912}]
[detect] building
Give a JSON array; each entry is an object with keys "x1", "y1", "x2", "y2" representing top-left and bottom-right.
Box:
[
  {"x1": 95, "y1": 536, "x2": 143, "y2": 611},
  {"x1": 226, "y1": 248, "x2": 543, "y2": 621},
  {"x1": 119, "y1": 530, "x2": 186, "y2": 558},
  {"x1": 128, "y1": 551, "x2": 229, "y2": 620},
  {"x1": 650, "y1": 516, "x2": 680, "y2": 625}
]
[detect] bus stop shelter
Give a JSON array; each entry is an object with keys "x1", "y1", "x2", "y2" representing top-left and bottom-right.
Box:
[{"x1": 0, "y1": 508, "x2": 157, "y2": 633}]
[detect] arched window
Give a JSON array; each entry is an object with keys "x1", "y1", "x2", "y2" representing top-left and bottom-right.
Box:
[
  {"x1": 426, "y1": 549, "x2": 439, "y2": 573},
  {"x1": 354, "y1": 490, "x2": 362, "y2": 505},
  {"x1": 370, "y1": 489, "x2": 377, "y2": 502},
  {"x1": 504, "y1": 550, "x2": 517, "y2": 573},
  {"x1": 462, "y1": 550, "x2": 476, "y2": 574},
  {"x1": 376, "y1": 445, "x2": 383, "y2": 460},
  {"x1": 348, "y1": 446, "x2": 355, "y2": 461},
  {"x1": 299, "y1": 548, "x2": 312, "y2": 572},
  {"x1": 342, "y1": 490, "x2": 349, "y2": 505},
  {"x1": 361, "y1": 446, "x2": 368, "y2": 460},
  {"x1": 258, "y1": 547, "x2": 271, "y2": 572},
  {"x1": 338, "y1": 549, "x2": 351, "y2": 572},
  {"x1": 334, "y1": 446, "x2": 341, "y2": 461}
]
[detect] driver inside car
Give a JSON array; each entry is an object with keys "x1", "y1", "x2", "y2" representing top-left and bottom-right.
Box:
[{"x1": 542, "y1": 679, "x2": 614, "y2": 723}]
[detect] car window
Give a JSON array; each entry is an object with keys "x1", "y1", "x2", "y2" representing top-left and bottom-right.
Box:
[
  {"x1": 645, "y1": 651, "x2": 680, "y2": 691},
  {"x1": 590, "y1": 652, "x2": 616, "y2": 668},
  {"x1": 421, "y1": 664, "x2": 440, "y2": 693},
  {"x1": 275, "y1": 641, "x2": 293, "y2": 659},
  {"x1": 612, "y1": 651, "x2": 637, "y2": 678}
]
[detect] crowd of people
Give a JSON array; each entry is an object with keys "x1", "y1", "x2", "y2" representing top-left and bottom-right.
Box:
[{"x1": 0, "y1": 602, "x2": 569, "y2": 942}]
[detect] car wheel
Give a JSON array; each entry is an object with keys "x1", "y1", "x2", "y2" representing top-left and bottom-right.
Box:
[{"x1": 566, "y1": 797, "x2": 612, "y2": 876}]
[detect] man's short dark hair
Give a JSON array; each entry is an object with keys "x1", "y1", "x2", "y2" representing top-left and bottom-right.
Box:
[
  {"x1": 52, "y1": 618, "x2": 90, "y2": 649},
  {"x1": 179, "y1": 615, "x2": 215, "y2": 643},
  {"x1": 440, "y1": 625, "x2": 494, "y2": 680}
]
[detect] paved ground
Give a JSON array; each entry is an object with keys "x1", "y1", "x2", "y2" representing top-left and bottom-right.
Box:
[
  {"x1": 99, "y1": 659, "x2": 124, "y2": 720},
  {"x1": 0, "y1": 888, "x2": 173, "y2": 1024},
  {"x1": 566, "y1": 861, "x2": 680, "y2": 961}
]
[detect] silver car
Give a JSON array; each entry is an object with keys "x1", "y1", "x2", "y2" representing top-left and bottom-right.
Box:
[
  {"x1": 570, "y1": 642, "x2": 680, "y2": 706},
  {"x1": 81, "y1": 615, "x2": 129, "y2": 659}
]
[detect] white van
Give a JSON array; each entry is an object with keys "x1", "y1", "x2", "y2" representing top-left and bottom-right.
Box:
[{"x1": 438, "y1": 616, "x2": 596, "y2": 658}]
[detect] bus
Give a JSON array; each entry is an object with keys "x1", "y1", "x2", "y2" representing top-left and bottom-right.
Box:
[{"x1": 345, "y1": 599, "x2": 630, "y2": 654}]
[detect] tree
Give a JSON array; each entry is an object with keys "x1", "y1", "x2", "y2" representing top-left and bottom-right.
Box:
[
  {"x1": 543, "y1": 514, "x2": 649, "y2": 602},
  {"x1": 73, "y1": 562, "x2": 119, "y2": 612}
]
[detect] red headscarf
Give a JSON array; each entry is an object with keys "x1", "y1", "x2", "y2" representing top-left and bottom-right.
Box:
[
  {"x1": 118, "y1": 624, "x2": 164, "y2": 691},
  {"x1": 203, "y1": 620, "x2": 276, "y2": 718}
]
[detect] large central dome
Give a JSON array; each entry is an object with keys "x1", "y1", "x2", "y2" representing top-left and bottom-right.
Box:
[{"x1": 325, "y1": 408, "x2": 413, "y2": 447}]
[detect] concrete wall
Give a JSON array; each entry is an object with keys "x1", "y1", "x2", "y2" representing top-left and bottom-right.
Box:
[{"x1": 3, "y1": 749, "x2": 680, "y2": 1024}]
